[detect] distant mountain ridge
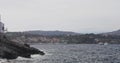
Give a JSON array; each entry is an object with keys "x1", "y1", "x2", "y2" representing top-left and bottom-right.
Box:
[
  {"x1": 24, "y1": 30, "x2": 80, "y2": 36},
  {"x1": 102, "y1": 29, "x2": 120, "y2": 36}
]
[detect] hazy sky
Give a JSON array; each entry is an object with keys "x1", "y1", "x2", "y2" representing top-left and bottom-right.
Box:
[{"x1": 0, "y1": 0, "x2": 120, "y2": 33}]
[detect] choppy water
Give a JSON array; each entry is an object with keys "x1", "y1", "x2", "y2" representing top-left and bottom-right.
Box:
[{"x1": 1, "y1": 44, "x2": 120, "y2": 63}]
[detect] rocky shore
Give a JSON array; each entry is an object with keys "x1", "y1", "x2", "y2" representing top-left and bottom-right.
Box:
[{"x1": 0, "y1": 33, "x2": 45, "y2": 59}]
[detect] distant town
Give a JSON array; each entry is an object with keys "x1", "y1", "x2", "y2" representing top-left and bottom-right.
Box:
[{"x1": 5, "y1": 30, "x2": 120, "y2": 44}]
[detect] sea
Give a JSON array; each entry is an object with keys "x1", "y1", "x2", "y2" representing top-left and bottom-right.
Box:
[{"x1": 1, "y1": 44, "x2": 120, "y2": 63}]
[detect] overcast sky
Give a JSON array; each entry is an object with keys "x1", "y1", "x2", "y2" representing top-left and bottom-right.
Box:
[{"x1": 0, "y1": 0, "x2": 120, "y2": 33}]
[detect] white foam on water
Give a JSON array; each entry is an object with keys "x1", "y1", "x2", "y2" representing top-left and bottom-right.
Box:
[
  {"x1": 0, "y1": 59, "x2": 7, "y2": 63},
  {"x1": 31, "y1": 54, "x2": 42, "y2": 59},
  {"x1": 16, "y1": 56, "x2": 32, "y2": 61}
]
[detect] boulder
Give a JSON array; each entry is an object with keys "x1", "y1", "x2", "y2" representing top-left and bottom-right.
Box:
[{"x1": 0, "y1": 33, "x2": 45, "y2": 59}]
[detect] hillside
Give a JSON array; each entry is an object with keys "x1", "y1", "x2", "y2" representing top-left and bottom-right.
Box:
[
  {"x1": 6, "y1": 32, "x2": 120, "y2": 44},
  {"x1": 102, "y1": 29, "x2": 120, "y2": 36},
  {"x1": 24, "y1": 30, "x2": 80, "y2": 36},
  {"x1": 5, "y1": 30, "x2": 120, "y2": 44}
]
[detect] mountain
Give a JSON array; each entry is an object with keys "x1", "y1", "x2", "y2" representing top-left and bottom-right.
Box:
[
  {"x1": 102, "y1": 29, "x2": 120, "y2": 36},
  {"x1": 24, "y1": 30, "x2": 80, "y2": 36}
]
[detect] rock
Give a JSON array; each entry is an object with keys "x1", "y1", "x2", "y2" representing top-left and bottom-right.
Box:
[{"x1": 0, "y1": 33, "x2": 45, "y2": 59}]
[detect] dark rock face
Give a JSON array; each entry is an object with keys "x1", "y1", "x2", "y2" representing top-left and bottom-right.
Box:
[{"x1": 0, "y1": 33, "x2": 45, "y2": 59}]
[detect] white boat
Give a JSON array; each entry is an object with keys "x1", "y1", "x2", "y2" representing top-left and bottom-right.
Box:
[{"x1": 104, "y1": 42, "x2": 108, "y2": 45}]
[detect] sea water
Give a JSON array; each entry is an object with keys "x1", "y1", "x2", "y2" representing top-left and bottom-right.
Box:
[{"x1": 1, "y1": 44, "x2": 120, "y2": 63}]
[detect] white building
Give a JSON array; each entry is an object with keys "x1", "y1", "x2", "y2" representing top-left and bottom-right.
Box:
[{"x1": 0, "y1": 16, "x2": 4, "y2": 33}]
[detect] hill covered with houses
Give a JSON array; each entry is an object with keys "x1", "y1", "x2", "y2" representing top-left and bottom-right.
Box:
[{"x1": 5, "y1": 30, "x2": 120, "y2": 44}]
